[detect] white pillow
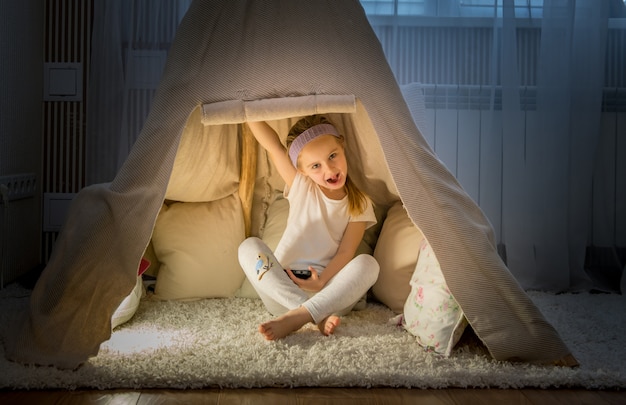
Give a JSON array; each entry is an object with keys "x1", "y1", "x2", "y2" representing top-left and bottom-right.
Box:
[
  {"x1": 152, "y1": 194, "x2": 246, "y2": 300},
  {"x1": 401, "y1": 238, "x2": 467, "y2": 356},
  {"x1": 111, "y1": 275, "x2": 144, "y2": 329}
]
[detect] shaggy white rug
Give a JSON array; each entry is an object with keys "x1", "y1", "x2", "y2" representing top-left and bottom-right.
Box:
[{"x1": 0, "y1": 283, "x2": 624, "y2": 390}]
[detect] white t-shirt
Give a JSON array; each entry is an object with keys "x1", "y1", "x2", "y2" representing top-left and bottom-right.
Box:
[{"x1": 273, "y1": 173, "x2": 376, "y2": 273}]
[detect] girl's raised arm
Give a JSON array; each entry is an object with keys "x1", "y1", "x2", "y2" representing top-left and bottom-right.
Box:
[{"x1": 247, "y1": 121, "x2": 297, "y2": 187}]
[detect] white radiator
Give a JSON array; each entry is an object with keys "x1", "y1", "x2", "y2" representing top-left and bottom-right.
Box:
[{"x1": 378, "y1": 23, "x2": 626, "y2": 249}]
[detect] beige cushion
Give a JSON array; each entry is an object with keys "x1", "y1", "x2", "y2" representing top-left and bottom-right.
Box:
[
  {"x1": 152, "y1": 194, "x2": 245, "y2": 300},
  {"x1": 372, "y1": 201, "x2": 425, "y2": 313},
  {"x1": 260, "y1": 195, "x2": 289, "y2": 251},
  {"x1": 355, "y1": 202, "x2": 388, "y2": 256}
]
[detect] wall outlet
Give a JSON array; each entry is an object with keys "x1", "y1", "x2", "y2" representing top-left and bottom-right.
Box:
[{"x1": 0, "y1": 173, "x2": 37, "y2": 202}]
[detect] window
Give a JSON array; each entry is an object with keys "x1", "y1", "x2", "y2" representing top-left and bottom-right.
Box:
[
  {"x1": 459, "y1": 0, "x2": 543, "y2": 18},
  {"x1": 360, "y1": 0, "x2": 425, "y2": 16},
  {"x1": 360, "y1": 0, "x2": 544, "y2": 18}
]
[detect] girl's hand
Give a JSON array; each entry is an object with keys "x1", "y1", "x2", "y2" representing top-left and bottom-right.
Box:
[{"x1": 286, "y1": 267, "x2": 325, "y2": 292}]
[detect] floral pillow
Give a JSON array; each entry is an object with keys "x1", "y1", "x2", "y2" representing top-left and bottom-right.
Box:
[{"x1": 400, "y1": 238, "x2": 467, "y2": 356}]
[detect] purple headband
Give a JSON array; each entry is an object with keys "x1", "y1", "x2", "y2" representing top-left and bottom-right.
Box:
[{"x1": 288, "y1": 123, "x2": 340, "y2": 167}]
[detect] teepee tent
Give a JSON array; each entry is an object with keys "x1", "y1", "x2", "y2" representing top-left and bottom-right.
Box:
[{"x1": 4, "y1": 0, "x2": 576, "y2": 369}]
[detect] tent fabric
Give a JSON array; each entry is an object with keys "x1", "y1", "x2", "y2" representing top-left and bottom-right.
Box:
[{"x1": 3, "y1": 0, "x2": 576, "y2": 369}]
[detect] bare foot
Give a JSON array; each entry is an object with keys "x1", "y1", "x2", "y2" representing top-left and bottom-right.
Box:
[
  {"x1": 259, "y1": 306, "x2": 313, "y2": 340},
  {"x1": 317, "y1": 315, "x2": 341, "y2": 336}
]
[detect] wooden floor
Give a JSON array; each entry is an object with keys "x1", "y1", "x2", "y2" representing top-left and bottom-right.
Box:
[{"x1": 1, "y1": 388, "x2": 624, "y2": 404}]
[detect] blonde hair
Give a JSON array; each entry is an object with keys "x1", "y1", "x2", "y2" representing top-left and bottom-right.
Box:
[{"x1": 286, "y1": 115, "x2": 368, "y2": 217}]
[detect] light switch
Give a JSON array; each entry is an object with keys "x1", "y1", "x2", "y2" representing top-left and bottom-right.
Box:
[
  {"x1": 49, "y1": 67, "x2": 77, "y2": 95},
  {"x1": 44, "y1": 63, "x2": 83, "y2": 101},
  {"x1": 43, "y1": 193, "x2": 77, "y2": 232}
]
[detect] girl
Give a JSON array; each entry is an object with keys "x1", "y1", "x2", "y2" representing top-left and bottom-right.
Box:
[{"x1": 239, "y1": 115, "x2": 380, "y2": 340}]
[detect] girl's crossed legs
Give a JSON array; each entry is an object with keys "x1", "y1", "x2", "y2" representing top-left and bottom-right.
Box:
[{"x1": 238, "y1": 237, "x2": 379, "y2": 339}]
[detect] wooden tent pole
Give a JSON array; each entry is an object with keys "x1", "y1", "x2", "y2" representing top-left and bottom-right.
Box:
[{"x1": 239, "y1": 123, "x2": 257, "y2": 238}]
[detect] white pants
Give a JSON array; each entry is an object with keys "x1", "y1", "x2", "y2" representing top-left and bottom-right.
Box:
[{"x1": 238, "y1": 237, "x2": 379, "y2": 324}]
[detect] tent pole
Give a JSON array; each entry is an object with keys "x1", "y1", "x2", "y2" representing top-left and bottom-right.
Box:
[{"x1": 239, "y1": 123, "x2": 257, "y2": 238}]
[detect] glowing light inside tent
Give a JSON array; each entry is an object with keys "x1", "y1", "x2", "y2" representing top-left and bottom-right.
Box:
[{"x1": 102, "y1": 328, "x2": 184, "y2": 355}]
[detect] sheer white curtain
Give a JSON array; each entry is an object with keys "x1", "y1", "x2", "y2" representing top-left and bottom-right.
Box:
[
  {"x1": 84, "y1": 0, "x2": 617, "y2": 291},
  {"x1": 366, "y1": 0, "x2": 616, "y2": 291},
  {"x1": 495, "y1": 0, "x2": 610, "y2": 290},
  {"x1": 86, "y1": 0, "x2": 192, "y2": 185}
]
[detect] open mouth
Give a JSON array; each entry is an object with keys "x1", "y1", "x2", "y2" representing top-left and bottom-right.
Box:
[{"x1": 326, "y1": 174, "x2": 341, "y2": 185}]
